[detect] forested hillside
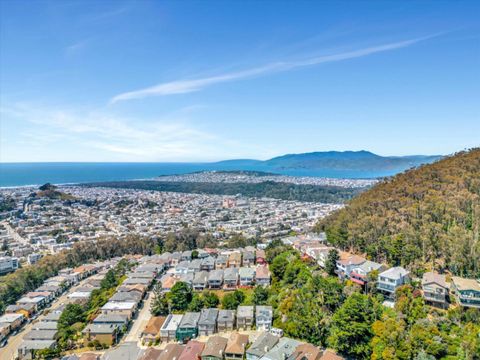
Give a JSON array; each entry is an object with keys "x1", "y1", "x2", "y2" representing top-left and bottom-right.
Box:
[{"x1": 317, "y1": 148, "x2": 480, "y2": 277}]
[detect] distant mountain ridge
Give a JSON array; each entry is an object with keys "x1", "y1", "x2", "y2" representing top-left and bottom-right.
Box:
[{"x1": 215, "y1": 150, "x2": 442, "y2": 173}]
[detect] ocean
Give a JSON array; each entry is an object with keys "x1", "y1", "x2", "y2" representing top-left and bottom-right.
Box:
[{"x1": 0, "y1": 162, "x2": 387, "y2": 188}]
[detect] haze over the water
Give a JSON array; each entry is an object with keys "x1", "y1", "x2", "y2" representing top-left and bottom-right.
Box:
[{"x1": 1, "y1": 1, "x2": 479, "y2": 163}]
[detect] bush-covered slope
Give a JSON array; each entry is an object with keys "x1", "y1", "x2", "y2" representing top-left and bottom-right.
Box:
[{"x1": 316, "y1": 148, "x2": 480, "y2": 277}]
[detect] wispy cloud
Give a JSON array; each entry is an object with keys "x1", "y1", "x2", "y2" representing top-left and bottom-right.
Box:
[
  {"x1": 111, "y1": 34, "x2": 439, "y2": 103},
  {"x1": 2, "y1": 103, "x2": 261, "y2": 162}
]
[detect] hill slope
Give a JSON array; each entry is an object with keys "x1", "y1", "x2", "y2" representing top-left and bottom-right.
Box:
[
  {"x1": 215, "y1": 151, "x2": 442, "y2": 178},
  {"x1": 316, "y1": 148, "x2": 480, "y2": 277}
]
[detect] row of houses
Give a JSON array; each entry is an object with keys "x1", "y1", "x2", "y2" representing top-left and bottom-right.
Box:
[
  {"x1": 82, "y1": 262, "x2": 161, "y2": 347},
  {"x1": 1, "y1": 264, "x2": 101, "y2": 348},
  {"x1": 135, "y1": 332, "x2": 343, "y2": 360},
  {"x1": 142, "y1": 305, "x2": 273, "y2": 344},
  {"x1": 15, "y1": 263, "x2": 107, "y2": 359},
  {"x1": 290, "y1": 235, "x2": 480, "y2": 309},
  {"x1": 161, "y1": 265, "x2": 271, "y2": 293}
]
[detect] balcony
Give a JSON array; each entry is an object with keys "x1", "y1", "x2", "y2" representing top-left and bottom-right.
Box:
[{"x1": 377, "y1": 282, "x2": 395, "y2": 293}]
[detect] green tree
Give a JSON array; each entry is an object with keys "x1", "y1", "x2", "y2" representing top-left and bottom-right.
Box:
[
  {"x1": 202, "y1": 291, "x2": 220, "y2": 308},
  {"x1": 151, "y1": 290, "x2": 170, "y2": 316},
  {"x1": 325, "y1": 249, "x2": 339, "y2": 276},
  {"x1": 328, "y1": 292, "x2": 380, "y2": 359},
  {"x1": 169, "y1": 282, "x2": 192, "y2": 312},
  {"x1": 100, "y1": 269, "x2": 117, "y2": 289},
  {"x1": 222, "y1": 290, "x2": 245, "y2": 310},
  {"x1": 188, "y1": 293, "x2": 204, "y2": 312},
  {"x1": 191, "y1": 250, "x2": 199, "y2": 259},
  {"x1": 253, "y1": 286, "x2": 269, "y2": 305}
]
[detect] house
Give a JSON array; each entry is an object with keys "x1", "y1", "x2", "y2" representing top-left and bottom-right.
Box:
[
  {"x1": 225, "y1": 333, "x2": 249, "y2": 360},
  {"x1": 181, "y1": 251, "x2": 193, "y2": 261},
  {"x1": 0, "y1": 313, "x2": 25, "y2": 331},
  {"x1": 178, "y1": 340, "x2": 206, "y2": 360},
  {"x1": 176, "y1": 312, "x2": 201, "y2": 343},
  {"x1": 162, "y1": 274, "x2": 180, "y2": 292},
  {"x1": 0, "y1": 256, "x2": 19, "y2": 274},
  {"x1": 335, "y1": 254, "x2": 366, "y2": 279},
  {"x1": 215, "y1": 255, "x2": 228, "y2": 270},
  {"x1": 176, "y1": 261, "x2": 191, "y2": 276},
  {"x1": 193, "y1": 271, "x2": 209, "y2": 291},
  {"x1": 198, "y1": 308, "x2": 219, "y2": 336},
  {"x1": 255, "y1": 306, "x2": 273, "y2": 330},
  {"x1": 188, "y1": 260, "x2": 203, "y2": 273},
  {"x1": 201, "y1": 257, "x2": 216, "y2": 271},
  {"x1": 171, "y1": 252, "x2": 182, "y2": 266},
  {"x1": 422, "y1": 272, "x2": 449, "y2": 308},
  {"x1": 377, "y1": 267, "x2": 410, "y2": 297},
  {"x1": 141, "y1": 316, "x2": 166, "y2": 343},
  {"x1": 451, "y1": 276, "x2": 480, "y2": 309},
  {"x1": 161, "y1": 314, "x2": 184, "y2": 342},
  {"x1": 255, "y1": 266, "x2": 271, "y2": 286},
  {"x1": 102, "y1": 341, "x2": 145, "y2": 360},
  {"x1": 260, "y1": 338, "x2": 302, "y2": 360},
  {"x1": 217, "y1": 309, "x2": 236, "y2": 332},
  {"x1": 18, "y1": 340, "x2": 57, "y2": 359},
  {"x1": 246, "y1": 331, "x2": 279, "y2": 360},
  {"x1": 228, "y1": 252, "x2": 242, "y2": 268},
  {"x1": 255, "y1": 250, "x2": 266, "y2": 265},
  {"x1": 349, "y1": 260, "x2": 385, "y2": 289},
  {"x1": 159, "y1": 344, "x2": 186, "y2": 360},
  {"x1": 236, "y1": 306, "x2": 254, "y2": 330},
  {"x1": 82, "y1": 323, "x2": 119, "y2": 346},
  {"x1": 180, "y1": 273, "x2": 195, "y2": 286},
  {"x1": 5, "y1": 303, "x2": 36, "y2": 318},
  {"x1": 17, "y1": 296, "x2": 46, "y2": 311},
  {"x1": 100, "y1": 301, "x2": 137, "y2": 319},
  {"x1": 208, "y1": 270, "x2": 224, "y2": 289},
  {"x1": 223, "y1": 268, "x2": 239, "y2": 290},
  {"x1": 242, "y1": 251, "x2": 255, "y2": 267},
  {"x1": 201, "y1": 336, "x2": 228, "y2": 360},
  {"x1": 239, "y1": 267, "x2": 255, "y2": 287},
  {"x1": 287, "y1": 344, "x2": 322, "y2": 360}
]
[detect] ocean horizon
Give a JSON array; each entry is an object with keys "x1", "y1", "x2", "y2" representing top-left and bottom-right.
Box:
[{"x1": 0, "y1": 162, "x2": 391, "y2": 188}]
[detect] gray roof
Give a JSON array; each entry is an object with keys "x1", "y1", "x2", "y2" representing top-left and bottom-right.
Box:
[
  {"x1": 83, "y1": 323, "x2": 119, "y2": 334},
  {"x1": 256, "y1": 306, "x2": 273, "y2": 318},
  {"x1": 355, "y1": 260, "x2": 384, "y2": 273},
  {"x1": 217, "y1": 309, "x2": 235, "y2": 322},
  {"x1": 93, "y1": 314, "x2": 129, "y2": 324},
  {"x1": 243, "y1": 251, "x2": 255, "y2": 260},
  {"x1": 179, "y1": 312, "x2": 201, "y2": 328},
  {"x1": 237, "y1": 306, "x2": 254, "y2": 318},
  {"x1": 208, "y1": 269, "x2": 224, "y2": 281},
  {"x1": 199, "y1": 308, "x2": 219, "y2": 326},
  {"x1": 379, "y1": 267, "x2": 409, "y2": 280},
  {"x1": 422, "y1": 272, "x2": 448, "y2": 288},
  {"x1": 32, "y1": 321, "x2": 58, "y2": 330},
  {"x1": 202, "y1": 257, "x2": 215, "y2": 266},
  {"x1": 19, "y1": 340, "x2": 56, "y2": 351},
  {"x1": 262, "y1": 338, "x2": 303, "y2": 360},
  {"x1": 24, "y1": 329, "x2": 58, "y2": 341},
  {"x1": 110, "y1": 291, "x2": 142, "y2": 303},
  {"x1": 102, "y1": 341, "x2": 144, "y2": 360},
  {"x1": 43, "y1": 312, "x2": 62, "y2": 322},
  {"x1": 224, "y1": 267, "x2": 239, "y2": 281},
  {"x1": 216, "y1": 255, "x2": 228, "y2": 264},
  {"x1": 247, "y1": 332, "x2": 279, "y2": 358},
  {"x1": 193, "y1": 271, "x2": 209, "y2": 284},
  {"x1": 239, "y1": 267, "x2": 255, "y2": 277}
]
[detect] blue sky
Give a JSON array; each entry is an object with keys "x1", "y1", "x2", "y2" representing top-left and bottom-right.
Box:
[{"x1": 1, "y1": 0, "x2": 479, "y2": 162}]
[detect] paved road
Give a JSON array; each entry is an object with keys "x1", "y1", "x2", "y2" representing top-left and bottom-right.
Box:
[
  {"x1": 124, "y1": 292, "x2": 153, "y2": 343},
  {"x1": 0, "y1": 277, "x2": 93, "y2": 360}
]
